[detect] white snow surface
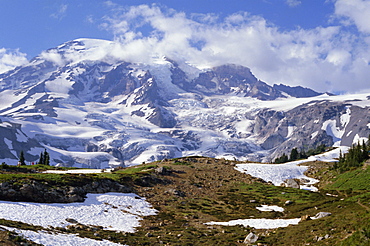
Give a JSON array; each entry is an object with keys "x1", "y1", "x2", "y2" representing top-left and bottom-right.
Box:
[
  {"x1": 0, "y1": 193, "x2": 157, "y2": 233},
  {"x1": 236, "y1": 161, "x2": 319, "y2": 191},
  {"x1": 205, "y1": 218, "x2": 300, "y2": 229},
  {"x1": 235, "y1": 147, "x2": 348, "y2": 192},
  {"x1": 256, "y1": 205, "x2": 284, "y2": 212},
  {"x1": 3, "y1": 226, "x2": 126, "y2": 246},
  {"x1": 43, "y1": 168, "x2": 114, "y2": 174}
]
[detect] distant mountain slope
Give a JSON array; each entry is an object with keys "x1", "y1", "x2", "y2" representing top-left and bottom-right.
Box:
[{"x1": 0, "y1": 38, "x2": 369, "y2": 167}]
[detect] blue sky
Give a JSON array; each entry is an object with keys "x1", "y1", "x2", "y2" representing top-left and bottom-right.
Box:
[{"x1": 1, "y1": 0, "x2": 370, "y2": 93}]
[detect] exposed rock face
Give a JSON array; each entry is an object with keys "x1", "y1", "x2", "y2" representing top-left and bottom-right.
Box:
[
  {"x1": 273, "y1": 84, "x2": 322, "y2": 98},
  {"x1": 0, "y1": 179, "x2": 133, "y2": 203}
]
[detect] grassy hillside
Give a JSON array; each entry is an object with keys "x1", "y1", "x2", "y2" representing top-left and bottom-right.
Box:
[{"x1": 0, "y1": 157, "x2": 369, "y2": 245}]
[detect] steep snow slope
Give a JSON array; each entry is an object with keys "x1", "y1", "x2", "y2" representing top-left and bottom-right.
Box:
[{"x1": 0, "y1": 38, "x2": 370, "y2": 167}]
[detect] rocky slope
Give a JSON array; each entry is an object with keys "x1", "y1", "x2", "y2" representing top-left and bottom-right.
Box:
[{"x1": 0, "y1": 38, "x2": 370, "y2": 167}]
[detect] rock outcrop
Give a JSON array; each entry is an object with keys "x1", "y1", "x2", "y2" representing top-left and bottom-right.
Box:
[{"x1": 0, "y1": 179, "x2": 133, "y2": 203}]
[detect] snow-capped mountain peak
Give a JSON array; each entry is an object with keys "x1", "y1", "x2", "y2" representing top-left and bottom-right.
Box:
[{"x1": 0, "y1": 38, "x2": 369, "y2": 167}]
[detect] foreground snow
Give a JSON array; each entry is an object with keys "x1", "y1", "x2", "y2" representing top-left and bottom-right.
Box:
[
  {"x1": 43, "y1": 168, "x2": 115, "y2": 174},
  {"x1": 3, "y1": 226, "x2": 126, "y2": 246},
  {"x1": 235, "y1": 147, "x2": 348, "y2": 192},
  {"x1": 205, "y1": 218, "x2": 300, "y2": 229},
  {"x1": 0, "y1": 193, "x2": 157, "y2": 232}
]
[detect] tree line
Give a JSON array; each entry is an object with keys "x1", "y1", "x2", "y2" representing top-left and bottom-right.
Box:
[
  {"x1": 274, "y1": 144, "x2": 327, "y2": 164},
  {"x1": 334, "y1": 138, "x2": 370, "y2": 172},
  {"x1": 18, "y1": 149, "x2": 50, "y2": 166}
]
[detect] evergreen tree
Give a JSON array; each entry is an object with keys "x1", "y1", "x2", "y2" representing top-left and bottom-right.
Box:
[
  {"x1": 38, "y1": 152, "x2": 44, "y2": 165},
  {"x1": 19, "y1": 150, "x2": 26, "y2": 165},
  {"x1": 362, "y1": 140, "x2": 368, "y2": 160},
  {"x1": 43, "y1": 149, "x2": 50, "y2": 165},
  {"x1": 289, "y1": 148, "x2": 299, "y2": 161}
]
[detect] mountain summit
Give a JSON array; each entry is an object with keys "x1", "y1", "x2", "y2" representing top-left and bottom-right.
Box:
[{"x1": 0, "y1": 39, "x2": 368, "y2": 167}]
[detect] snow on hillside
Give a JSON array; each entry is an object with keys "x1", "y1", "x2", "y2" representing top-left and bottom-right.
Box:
[
  {"x1": 0, "y1": 192, "x2": 157, "y2": 245},
  {"x1": 235, "y1": 147, "x2": 348, "y2": 192},
  {"x1": 205, "y1": 218, "x2": 301, "y2": 229},
  {"x1": 3, "y1": 226, "x2": 126, "y2": 246}
]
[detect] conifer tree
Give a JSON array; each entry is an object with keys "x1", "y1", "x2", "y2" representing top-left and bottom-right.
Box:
[
  {"x1": 38, "y1": 152, "x2": 44, "y2": 165},
  {"x1": 44, "y1": 149, "x2": 50, "y2": 165},
  {"x1": 19, "y1": 150, "x2": 26, "y2": 165}
]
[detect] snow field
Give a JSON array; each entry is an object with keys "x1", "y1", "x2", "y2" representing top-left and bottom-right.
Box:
[
  {"x1": 2, "y1": 226, "x2": 126, "y2": 246},
  {"x1": 205, "y1": 218, "x2": 301, "y2": 229},
  {"x1": 0, "y1": 193, "x2": 157, "y2": 233},
  {"x1": 235, "y1": 147, "x2": 349, "y2": 192},
  {"x1": 256, "y1": 205, "x2": 284, "y2": 212}
]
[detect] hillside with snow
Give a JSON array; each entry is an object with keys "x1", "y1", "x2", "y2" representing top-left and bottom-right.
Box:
[{"x1": 0, "y1": 38, "x2": 370, "y2": 167}]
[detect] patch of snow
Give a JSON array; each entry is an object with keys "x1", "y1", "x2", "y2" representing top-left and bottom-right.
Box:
[
  {"x1": 205, "y1": 218, "x2": 300, "y2": 229},
  {"x1": 0, "y1": 193, "x2": 157, "y2": 232},
  {"x1": 287, "y1": 126, "x2": 296, "y2": 138},
  {"x1": 340, "y1": 107, "x2": 351, "y2": 128},
  {"x1": 235, "y1": 161, "x2": 319, "y2": 192},
  {"x1": 3, "y1": 227, "x2": 126, "y2": 246},
  {"x1": 321, "y1": 119, "x2": 343, "y2": 146},
  {"x1": 306, "y1": 146, "x2": 348, "y2": 162},
  {"x1": 311, "y1": 131, "x2": 318, "y2": 139},
  {"x1": 236, "y1": 147, "x2": 349, "y2": 192},
  {"x1": 43, "y1": 168, "x2": 114, "y2": 174},
  {"x1": 352, "y1": 134, "x2": 367, "y2": 144},
  {"x1": 256, "y1": 205, "x2": 284, "y2": 212},
  {"x1": 0, "y1": 122, "x2": 12, "y2": 128}
]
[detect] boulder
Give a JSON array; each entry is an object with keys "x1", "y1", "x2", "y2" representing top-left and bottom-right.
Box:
[
  {"x1": 283, "y1": 179, "x2": 300, "y2": 189},
  {"x1": 311, "y1": 212, "x2": 332, "y2": 220},
  {"x1": 244, "y1": 232, "x2": 258, "y2": 244},
  {"x1": 300, "y1": 215, "x2": 311, "y2": 222}
]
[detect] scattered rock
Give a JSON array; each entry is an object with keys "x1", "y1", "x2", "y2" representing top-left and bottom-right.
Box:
[
  {"x1": 155, "y1": 166, "x2": 171, "y2": 175},
  {"x1": 65, "y1": 218, "x2": 78, "y2": 224},
  {"x1": 311, "y1": 212, "x2": 332, "y2": 220},
  {"x1": 244, "y1": 232, "x2": 258, "y2": 244},
  {"x1": 283, "y1": 179, "x2": 300, "y2": 188},
  {"x1": 300, "y1": 215, "x2": 311, "y2": 222},
  {"x1": 285, "y1": 200, "x2": 293, "y2": 205}
]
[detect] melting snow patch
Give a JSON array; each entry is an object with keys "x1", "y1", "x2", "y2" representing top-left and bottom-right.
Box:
[
  {"x1": 205, "y1": 218, "x2": 300, "y2": 229},
  {"x1": 0, "y1": 193, "x2": 157, "y2": 233},
  {"x1": 256, "y1": 205, "x2": 284, "y2": 212},
  {"x1": 236, "y1": 147, "x2": 349, "y2": 192},
  {"x1": 235, "y1": 161, "x2": 319, "y2": 192},
  {"x1": 43, "y1": 169, "x2": 114, "y2": 174}
]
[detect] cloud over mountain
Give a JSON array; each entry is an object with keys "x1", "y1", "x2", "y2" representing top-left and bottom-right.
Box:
[{"x1": 95, "y1": 3, "x2": 370, "y2": 94}]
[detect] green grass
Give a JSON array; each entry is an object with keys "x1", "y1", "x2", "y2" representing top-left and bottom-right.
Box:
[
  {"x1": 327, "y1": 166, "x2": 370, "y2": 191},
  {"x1": 115, "y1": 164, "x2": 157, "y2": 174}
]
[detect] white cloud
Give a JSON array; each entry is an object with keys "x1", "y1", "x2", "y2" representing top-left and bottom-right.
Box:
[
  {"x1": 40, "y1": 50, "x2": 65, "y2": 66},
  {"x1": 0, "y1": 48, "x2": 28, "y2": 73},
  {"x1": 93, "y1": 4, "x2": 370, "y2": 94},
  {"x1": 286, "y1": 0, "x2": 302, "y2": 7},
  {"x1": 50, "y1": 4, "x2": 68, "y2": 20},
  {"x1": 334, "y1": 0, "x2": 370, "y2": 34}
]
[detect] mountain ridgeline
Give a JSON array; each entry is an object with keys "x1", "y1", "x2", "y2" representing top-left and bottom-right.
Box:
[{"x1": 0, "y1": 38, "x2": 370, "y2": 167}]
